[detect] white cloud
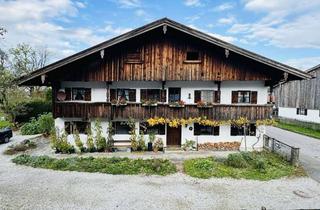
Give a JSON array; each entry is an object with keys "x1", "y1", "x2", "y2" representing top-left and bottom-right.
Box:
[
  {"x1": 184, "y1": 0, "x2": 202, "y2": 7},
  {"x1": 185, "y1": 15, "x2": 200, "y2": 23},
  {"x1": 229, "y1": 0, "x2": 320, "y2": 48},
  {"x1": 117, "y1": 0, "x2": 140, "y2": 8},
  {"x1": 218, "y1": 16, "x2": 235, "y2": 25},
  {"x1": 284, "y1": 56, "x2": 320, "y2": 70},
  {"x1": 214, "y1": 2, "x2": 235, "y2": 11},
  {"x1": 0, "y1": 0, "x2": 133, "y2": 63}
]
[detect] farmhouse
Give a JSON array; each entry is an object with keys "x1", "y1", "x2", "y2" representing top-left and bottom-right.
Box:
[
  {"x1": 274, "y1": 64, "x2": 320, "y2": 126},
  {"x1": 18, "y1": 18, "x2": 311, "y2": 150}
]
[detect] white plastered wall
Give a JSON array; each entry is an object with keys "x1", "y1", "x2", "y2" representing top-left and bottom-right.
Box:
[{"x1": 278, "y1": 107, "x2": 320, "y2": 124}]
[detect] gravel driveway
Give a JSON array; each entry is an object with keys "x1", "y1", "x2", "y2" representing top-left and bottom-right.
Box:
[
  {"x1": 1, "y1": 135, "x2": 320, "y2": 209},
  {"x1": 266, "y1": 126, "x2": 320, "y2": 182}
]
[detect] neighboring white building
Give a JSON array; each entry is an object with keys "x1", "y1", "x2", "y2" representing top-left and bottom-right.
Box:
[{"x1": 18, "y1": 18, "x2": 311, "y2": 151}]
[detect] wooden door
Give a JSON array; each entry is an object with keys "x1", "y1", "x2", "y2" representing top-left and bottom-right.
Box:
[{"x1": 167, "y1": 126, "x2": 181, "y2": 146}]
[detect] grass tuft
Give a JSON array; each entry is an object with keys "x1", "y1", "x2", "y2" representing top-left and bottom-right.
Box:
[
  {"x1": 275, "y1": 122, "x2": 320, "y2": 140},
  {"x1": 183, "y1": 151, "x2": 306, "y2": 180},
  {"x1": 12, "y1": 155, "x2": 177, "y2": 176}
]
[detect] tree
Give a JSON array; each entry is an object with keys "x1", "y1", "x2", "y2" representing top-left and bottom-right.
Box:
[
  {"x1": 9, "y1": 43, "x2": 49, "y2": 77},
  {"x1": 0, "y1": 27, "x2": 6, "y2": 37}
]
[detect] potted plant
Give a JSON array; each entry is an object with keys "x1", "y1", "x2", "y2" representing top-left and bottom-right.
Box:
[
  {"x1": 111, "y1": 98, "x2": 128, "y2": 106},
  {"x1": 141, "y1": 99, "x2": 158, "y2": 107},
  {"x1": 148, "y1": 132, "x2": 156, "y2": 151},
  {"x1": 153, "y1": 137, "x2": 164, "y2": 152},
  {"x1": 181, "y1": 139, "x2": 196, "y2": 151},
  {"x1": 197, "y1": 101, "x2": 213, "y2": 108},
  {"x1": 169, "y1": 100, "x2": 185, "y2": 107}
]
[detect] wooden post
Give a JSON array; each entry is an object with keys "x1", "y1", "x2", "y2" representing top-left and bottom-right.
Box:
[{"x1": 291, "y1": 148, "x2": 300, "y2": 166}]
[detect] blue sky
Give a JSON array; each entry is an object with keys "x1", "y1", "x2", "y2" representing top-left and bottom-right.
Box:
[{"x1": 1, "y1": 0, "x2": 320, "y2": 70}]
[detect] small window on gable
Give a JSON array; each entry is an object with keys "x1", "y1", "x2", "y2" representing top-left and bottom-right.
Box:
[
  {"x1": 186, "y1": 51, "x2": 200, "y2": 61},
  {"x1": 125, "y1": 48, "x2": 142, "y2": 63}
]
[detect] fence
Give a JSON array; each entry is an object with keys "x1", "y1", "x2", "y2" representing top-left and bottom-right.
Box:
[{"x1": 263, "y1": 134, "x2": 300, "y2": 166}]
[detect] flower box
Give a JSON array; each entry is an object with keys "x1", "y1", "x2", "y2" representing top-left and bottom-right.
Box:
[
  {"x1": 111, "y1": 99, "x2": 128, "y2": 106},
  {"x1": 169, "y1": 100, "x2": 185, "y2": 108},
  {"x1": 196, "y1": 101, "x2": 213, "y2": 108},
  {"x1": 141, "y1": 100, "x2": 158, "y2": 107}
]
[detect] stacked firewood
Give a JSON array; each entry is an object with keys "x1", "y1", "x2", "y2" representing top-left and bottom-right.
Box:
[{"x1": 198, "y1": 142, "x2": 241, "y2": 151}]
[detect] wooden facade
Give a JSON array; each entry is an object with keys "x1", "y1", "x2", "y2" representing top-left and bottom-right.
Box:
[
  {"x1": 32, "y1": 27, "x2": 286, "y2": 86},
  {"x1": 53, "y1": 102, "x2": 272, "y2": 121},
  {"x1": 274, "y1": 68, "x2": 320, "y2": 110}
]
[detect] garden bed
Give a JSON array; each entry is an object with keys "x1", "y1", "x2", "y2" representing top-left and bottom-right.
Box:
[
  {"x1": 12, "y1": 155, "x2": 177, "y2": 176},
  {"x1": 183, "y1": 151, "x2": 305, "y2": 180},
  {"x1": 198, "y1": 142, "x2": 240, "y2": 151}
]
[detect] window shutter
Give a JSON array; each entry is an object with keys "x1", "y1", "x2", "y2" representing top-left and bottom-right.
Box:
[
  {"x1": 84, "y1": 88, "x2": 91, "y2": 101},
  {"x1": 214, "y1": 91, "x2": 220, "y2": 103},
  {"x1": 159, "y1": 125, "x2": 165, "y2": 135},
  {"x1": 65, "y1": 88, "x2": 71, "y2": 101},
  {"x1": 140, "y1": 89, "x2": 147, "y2": 101},
  {"x1": 231, "y1": 91, "x2": 238, "y2": 104},
  {"x1": 128, "y1": 89, "x2": 136, "y2": 102},
  {"x1": 110, "y1": 89, "x2": 116, "y2": 101},
  {"x1": 213, "y1": 126, "x2": 220, "y2": 135},
  {"x1": 194, "y1": 123, "x2": 200, "y2": 136},
  {"x1": 160, "y1": 89, "x2": 167, "y2": 102},
  {"x1": 305, "y1": 109, "x2": 308, "y2": 116},
  {"x1": 251, "y1": 91, "x2": 257, "y2": 104},
  {"x1": 194, "y1": 90, "x2": 201, "y2": 103},
  {"x1": 296, "y1": 108, "x2": 300, "y2": 115}
]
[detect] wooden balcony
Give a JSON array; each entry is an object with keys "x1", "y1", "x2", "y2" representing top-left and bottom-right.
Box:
[{"x1": 53, "y1": 102, "x2": 273, "y2": 121}]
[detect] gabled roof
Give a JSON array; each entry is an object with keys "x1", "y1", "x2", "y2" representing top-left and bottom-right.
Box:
[
  {"x1": 18, "y1": 17, "x2": 312, "y2": 85},
  {"x1": 307, "y1": 64, "x2": 320, "y2": 73}
]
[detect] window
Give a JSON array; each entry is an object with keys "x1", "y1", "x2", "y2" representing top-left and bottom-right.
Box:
[
  {"x1": 231, "y1": 91, "x2": 257, "y2": 104},
  {"x1": 139, "y1": 122, "x2": 165, "y2": 135},
  {"x1": 65, "y1": 121, "x2": 90, "y2": 134},
  {"x1": 140, "y1": 89, "x2": 166, "y2": 102},
  {"x1": 297, "y1": 108, "x2": 308, "y2": 116},
  {"x1": 169, "y1": 88, "x2": 181, "y2": 102},
  {"x1": 110, "y1": 89, "x2": 136, "y2": 102},
  {"x1": 64, "y1": 88, "x2": 91, "y2": 101},
  {"x1": 72, "y1": 88, "x2": 85, "y2": 100},
  {"x1": 125, "y1": 48, "x2": 141, "y2": 63},
  {"x1": 113, "y1": 122, "x2": 131, "y2": 134},
  {"x1": 186, "y1": 51, "x2": 199, "y2": 61},
  {"x1": 194, "y1": 123, "x2": 219, "y2": 136},
  {"x1": 231, "y1": 124, "x2": 256, "y2": 136},
  {"x1": 194, "y1": 90, "x2": 220, "y2": 103}
]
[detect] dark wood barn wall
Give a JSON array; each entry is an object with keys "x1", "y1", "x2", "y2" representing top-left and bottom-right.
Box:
[
  {"x1": 48, "y1": 29, "x2": 274, "y2": 82},
  {"x1": 274, "y1": 69, "x2": 320, "y2": 110}
]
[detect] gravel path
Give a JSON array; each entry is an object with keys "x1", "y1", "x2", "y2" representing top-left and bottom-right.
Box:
[
  {"x1": 1, "y1": 135, "x2": 320, "y2": 209},
  {"x1": 266, "y1": 126, "x2": 320, "y2": 182}
]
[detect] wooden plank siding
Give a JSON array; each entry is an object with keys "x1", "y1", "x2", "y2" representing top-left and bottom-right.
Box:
[
  {"x1": 274, "y1": 69, "x2": 320, "y2": 110},
  {"x1": 46, "y1": 29, "x2": 274, "y2": 83},
  {"x1": 54, "y1": 102, "x2": 272, "y2": 121}
]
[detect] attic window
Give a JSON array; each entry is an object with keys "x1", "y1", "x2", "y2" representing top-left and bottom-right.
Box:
[
  {"x1": 185, "y1": 51, "x2": 201, "y2": 63},
  {"x1": 125, "y1": 48, "x2": 142, "y2": 63}
]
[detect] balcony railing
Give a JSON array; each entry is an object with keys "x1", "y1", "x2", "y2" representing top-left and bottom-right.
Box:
[{"x1": 53, "y1": 102, "x2": 273, "y2": 120}]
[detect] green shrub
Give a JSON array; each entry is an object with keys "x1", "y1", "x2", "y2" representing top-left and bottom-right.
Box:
[
  {"x1": 50, "y1": 130, "x2": 74, "y2": 154},
  {"x1": 94, "y1": 120, "x2": 106, "y2": 152},
  {"x1": 106, "y1": 122, "x2": 114, "y2": 151},
  {"x1": 153, "y1": 138, "x2": 164, "y2": 152},
  {"x1": 74, "y1": 130, "x2": 85, "y2": 152},
  {"x1": 86, "y1": 132, "x2": 96, "y2": 153},
  {"x1": 37, "y1": 113, "x2": 54, "y2": 135},
  {"x1": 15, "y1": 99, "x2": 51, "y2": 123},
  {"x1": 21, "y1": 117, "x2": 40, "y2": 135},
  {"x1": 0, "y1": 121, "x2": 12, "y2": 129},
  {"x1": 182, "y1": 139, "x2": 196, "y2": 151},
  {"x1": 12, "y1": 155, "x2": 177, "y2": 176},
  {"x1": 20, "y1": 113, "x2": 54, "y2": 135},
  {"x1": 254, "y1": 158, "x2": 267, "y2": 172},
  {"x1": 137, "y1": 133, "x2": 146, "y2": 151},
  {"x1": 225, "y1": 153, "x2": 248, "y2": 168}
]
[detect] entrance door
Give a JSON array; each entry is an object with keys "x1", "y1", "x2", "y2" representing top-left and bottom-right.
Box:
[{"x1": 167, "y1": 126, "x2": 181, "y2": 146}]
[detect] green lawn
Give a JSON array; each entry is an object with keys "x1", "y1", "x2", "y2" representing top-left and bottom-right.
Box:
[
  {"x1": 12, "y1": 155, "x2": 177, "y2": 176},
  {"x1": 0, "y1": 121, "x2": 11, "y2": 129},
  {"x1": 275, "y1": 121, "x2": 320, "y2": 140},
  {"x1": 183, "y1": 151, "x2": 305, "y2": 180}
]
